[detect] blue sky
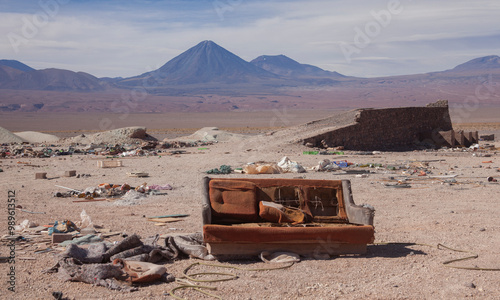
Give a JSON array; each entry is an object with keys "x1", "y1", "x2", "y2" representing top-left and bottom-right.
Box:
[{"x1": 1, "y1": 0, "x2": 499, "y2": 78}]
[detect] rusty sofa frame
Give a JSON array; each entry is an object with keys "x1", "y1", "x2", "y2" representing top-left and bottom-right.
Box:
[{"x1": 201, "y1": 177, "x2": 375, "y2": 257}]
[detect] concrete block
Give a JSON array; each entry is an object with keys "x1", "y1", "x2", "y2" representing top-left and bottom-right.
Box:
[
  {"x1": 480, "y1": 134, "x2": 495, "y2": 141},
  {"x1": 435, "y1": 130, "x2": 455, "y2": 148},
  {"x1": 65, "y1": 170, "x2": 77, "y2": 177},
  {"x1": 97, "y1": 160, "x2": 123, "y2": 168},
  {"x1": 472, "y1": 131, "x2": 479, "y2": 143},
  {"x1": 463, "y1": 132, "x2": 473, "y2": 147},
  {"x1": 52, "y1": 233, "x2": 73, "y2": 244},
  {"x1": 35, "y1": 172, "x2": 47, "y2": 179},
  {"x1": 455, "y1": 131, "x2": 465, "y2": 147}
]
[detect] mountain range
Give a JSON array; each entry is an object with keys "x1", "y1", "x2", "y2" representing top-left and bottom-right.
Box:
[{"x1": 1, "y1": 41, "x2": 500, "y2": 112}]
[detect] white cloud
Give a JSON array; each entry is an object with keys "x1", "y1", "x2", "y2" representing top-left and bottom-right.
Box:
[{"x1": 0, "y1": 0, "x2": 499, "y2": 77}]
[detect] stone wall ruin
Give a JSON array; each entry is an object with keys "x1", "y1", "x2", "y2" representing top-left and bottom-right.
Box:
[{"x1": 302, "y1": 100, "x2": 477, "y2": 150}]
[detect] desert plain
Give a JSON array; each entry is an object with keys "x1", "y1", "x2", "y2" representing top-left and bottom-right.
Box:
[{"x1": 1, "y1": 107, "x2": 500, "y2": 300}]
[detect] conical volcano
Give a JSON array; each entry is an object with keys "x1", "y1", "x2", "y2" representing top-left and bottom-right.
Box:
[{"x1": 120, "y1": 40, "x2": 279, "y2": 87}]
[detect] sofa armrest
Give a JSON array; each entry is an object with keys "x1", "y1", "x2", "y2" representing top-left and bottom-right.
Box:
[
  {"x1": 202, "y1": 176, "x2": 212, "y2": 226},
  {"x1": 342, "y1": 180, "x2": 374, "y2": 225}
]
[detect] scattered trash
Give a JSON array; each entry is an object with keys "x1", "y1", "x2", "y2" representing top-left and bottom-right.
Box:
[
  {"x1": 260, "y1": 251, "x2": 300, "y2": 263},
  {"x1": 244, "y1": 163, "x2": 281, "y2": 174},
  {"x1": 206, "y1": 165, "x2": 232, "y2": 174},
  {"x1": 44, "y1": 233, "x2": 212, "y2": 292},
  {"x1": 319, "y1": 151, "x2": 344, "y2": 155},
  {"x1": 170, "y1": 150, "x2": 188, "y2": 155},
  {"x1": 59, "y1": 234, "x2": 103, "y2": 246},
  {"x1": 48, "y1": 220, "x2": 80, "y2": 235},
  {"x1": 147, "y1": 218, "x2": 183, "y2": 224},
  {"x1": 333, "y1": 161, "x2": 349, "y2": 168},
  {"x1": 53, "y1": 182, "x2": 173, "y2": 204},
  {"x1": 79, "y1": 209, "x2": 95, "y2": 231},
  {"x1": 277, "y1": 156, "x2": 306, "y2": 173},
  {"x1": 16, "y1": 208, "x2": 46, "y2": 214},
  {"x1": 147, "y1": 214, "x2": 189, "y2": 219},
  {"x1": 339, "y1": 170, "x2": 372, "y2": 175},
  {"x1": 148, "y1": 184, "x2": 173, "y2": 190},
  {"x1": 127, "y1": 172, "x2": 149, "y2": 177},
  {"x1": 312, "y1": 159, "x2": 340, "y2": 171},
  {"x1": 97, "y1": 160, "x2": 123, "y2": 168},
  {"x1": 52, "y1": 233, "x2": 74, "y2": 244},
  {"x1": 480, "y1": 134, "x2": 495, "y2": 141},
  {"x1": 14, "y1": 219, "x2": 39, "y2": 231},
  {"x1": 384, "y1": 183, "x2": 412, "y2": 188},
  {"x1": 303, "y1": 151, "x2": 319, "y2": 155}
]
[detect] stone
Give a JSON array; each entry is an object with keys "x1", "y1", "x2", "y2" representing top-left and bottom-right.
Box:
[
  {"x1": 52, "y1": 233, "x2": 73, "y2": 244},
  {"x1": 65, "y1": 170, "x2": 77, "y2": 177},
  {"x1": 35, "y1": 172, "x2": 47, "y2": 179}
]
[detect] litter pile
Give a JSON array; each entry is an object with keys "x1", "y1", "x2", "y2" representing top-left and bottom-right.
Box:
[
  {"x1": 205, "y1": 151, "x2": 498, "y2": 186},
  {"x1": 54, "y1": 182, "x2": 173, "y2": 204},
  {"x1": 0, "y1": 139, "x2": 215, "y2": 159},
  {"x1": 3, "y1": 208, "x2": 213, "y2": 292},
  {"x1": 44, "y1": 233, "x2": 212, "y2": 291}
]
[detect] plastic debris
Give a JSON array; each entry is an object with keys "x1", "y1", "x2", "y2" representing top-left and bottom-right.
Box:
[
  {"x1": 312, "y1": 159, "x2": 340, "y2": 171},
  {"x1": 277, "y1": 156, "x2": 306, "y2": 173},
  {"x1": 244, "y1": 163, "x2": 281, "y2": 174}
]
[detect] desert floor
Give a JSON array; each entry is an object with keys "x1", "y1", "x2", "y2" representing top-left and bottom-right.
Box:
[{"x1": 1, "y1": 108, "x2": 500, "y2": 300}]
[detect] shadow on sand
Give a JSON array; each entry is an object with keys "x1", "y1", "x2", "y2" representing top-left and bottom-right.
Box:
[{"x1": 366, "y1": 243, "x2": 427, "y2": 258}]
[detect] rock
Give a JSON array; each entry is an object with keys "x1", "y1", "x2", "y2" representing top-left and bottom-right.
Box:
[{"x1": 465, "y1": 282, "x2": 476, "y2": 289}]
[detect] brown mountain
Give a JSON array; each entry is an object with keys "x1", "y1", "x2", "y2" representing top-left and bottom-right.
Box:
[
  {"x1": 250, "y1": 54, "x2": 346, "y2": 78},
  {"x1": 0, "y1": 62, "x2": 104, "y2": 92},
  {"x1": 118, "y1": 41, "x2": 284, "y2": 95},
  {"x1": 0, "y1": 44, "x2": 499, "y2": 112}
]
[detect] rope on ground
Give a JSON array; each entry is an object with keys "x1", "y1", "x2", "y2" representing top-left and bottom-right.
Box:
[
  {"x1": 167, "y1": 261, "x2": 295, "y2": 300},
  {"x1": 373, "y1": 242, "x2": 500, "y2": 271}
]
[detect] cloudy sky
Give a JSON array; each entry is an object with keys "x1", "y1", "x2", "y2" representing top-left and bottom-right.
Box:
[{"x1": 1, "y1": 0, "x2": 499, "y2": 78}]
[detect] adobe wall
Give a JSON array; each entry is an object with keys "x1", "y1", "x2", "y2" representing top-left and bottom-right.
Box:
[{"x1": 302, "y1": 101, "x2": 453, "y2": 151}]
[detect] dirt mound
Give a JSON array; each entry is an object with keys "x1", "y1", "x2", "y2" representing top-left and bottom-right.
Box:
[
  {"x1": 166, "y1": 127, "x2": 247, "y2": 142},
  {"x1": 14, "y1": 131, "x2": 60, "y2": 143},
  {"x1": 242, "y1": 110, "x2": 359, "y2": 152},
  {"x1": 63, "y1": 126, "x2": 157, "y2": 145},
  {"x1": 0, "y1": 126, "x2": 27, "y2": 143}
]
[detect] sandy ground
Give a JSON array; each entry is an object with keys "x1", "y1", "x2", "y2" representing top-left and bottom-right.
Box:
[
  {"x1": 2, "y1": 106, "x2": 500, "y2": 140},
  {"x1": 1, "y1": 128, "x2": 499, "y2": 299},
  {"x1": 1, "y1": 106, "x2": 500, "y2": 299}
]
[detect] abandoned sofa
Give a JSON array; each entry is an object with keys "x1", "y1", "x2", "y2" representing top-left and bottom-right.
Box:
[{"x1": 202, "y1": 177, "x2": 375, "y2": 257}]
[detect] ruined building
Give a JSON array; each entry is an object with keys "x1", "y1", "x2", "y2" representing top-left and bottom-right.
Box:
[{"x1": 293, "y1": 100, "x2": 477, "y2": 151}]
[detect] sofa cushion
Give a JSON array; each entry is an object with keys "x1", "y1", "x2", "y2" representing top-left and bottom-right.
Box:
[
  {"x1": 203, "y1": 224, "x2": 375, "y2": 245},
  {"x1": 209, "y1": 179, "x2": 259, "y2": 222},
  {"x1": 259, "y1": 201, "x2": 306, "y2": 224}
]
